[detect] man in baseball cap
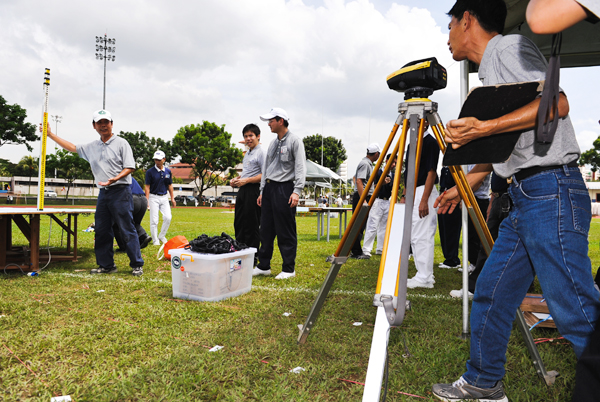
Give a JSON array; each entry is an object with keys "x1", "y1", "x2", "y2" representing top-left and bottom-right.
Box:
[
  {"x1": 253, "y1": 107, "x2": 306, "y2": 280},
  {"x1": 145, "y1": 149, "x2": 175, "y2": 245},
  {"x1": 43, "y1": 109, "x2": 144, "y2": 276},
  {"x1": 349, "y1": 143, "x2": 381, "y2": 259}
]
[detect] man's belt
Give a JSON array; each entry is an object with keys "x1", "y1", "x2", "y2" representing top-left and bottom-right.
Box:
[
  {"x1": 266, "y1": 179, "x2": 292, "y2": 184},
  {"x1": 151, "y1": 193, "x2": 167, "y2": 196},
  {"x1": 510, "y1": 161, "x2": 578, "y2": 183},
  {"x1": 378, "y1": 196, "x2": 390, "y2": 201}
]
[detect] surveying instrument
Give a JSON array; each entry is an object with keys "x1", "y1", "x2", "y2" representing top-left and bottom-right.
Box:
[{"x1": 297, "y1": 58, "x2": 558, "y2": 400}]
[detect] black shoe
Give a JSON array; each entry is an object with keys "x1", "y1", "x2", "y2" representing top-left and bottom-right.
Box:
[
  {"x1": 350, "y1": 254, "x2": 363, "y2": 259},
  {"x1": 355, "y1": 254, "x2": 370, "y2": 260},
  {"x1": 91, "y1": 266, "x2": 117, "y2": 274},
  {"x1": 140, "y1": 236, "x2": 152, "y2": 250},
  {"x1": 132, "y1": 267, "x2": 143, "y2": 276}
]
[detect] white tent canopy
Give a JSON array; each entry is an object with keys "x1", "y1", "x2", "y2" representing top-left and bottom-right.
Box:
[{"x1": 305, "y1": 160, "x2": 342, "y2": 182}]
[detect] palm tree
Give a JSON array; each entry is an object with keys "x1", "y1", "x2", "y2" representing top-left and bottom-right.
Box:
[{"x1": 17, "y1": 155, "x2": 38, "y2": 195}]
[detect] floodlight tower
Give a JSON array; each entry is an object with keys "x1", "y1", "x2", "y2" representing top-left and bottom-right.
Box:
[
  {"x1": 51, "y1": 115, "x2": 62, "y2": 177},
  {"x1": 95, "y1": 34, "x2": 116, "y2": 109}
]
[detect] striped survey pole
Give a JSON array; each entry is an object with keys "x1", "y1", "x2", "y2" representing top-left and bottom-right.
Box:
[{"x1": 37, "y1": 68, "x2": 50, "y2": 211}]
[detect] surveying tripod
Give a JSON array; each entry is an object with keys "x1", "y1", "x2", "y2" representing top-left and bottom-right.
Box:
[{"x1": 297, "y1": 95, "x2": 559, "y2": 396}]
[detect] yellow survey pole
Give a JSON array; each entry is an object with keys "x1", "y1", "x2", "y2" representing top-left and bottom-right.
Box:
[{"x1": 37, "y1": 68, "x2": 50, "y2": 211}]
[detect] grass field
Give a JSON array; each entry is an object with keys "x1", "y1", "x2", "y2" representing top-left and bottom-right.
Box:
[{"x1": 1, "y1": 206, "x2": 599, "y2": 401}]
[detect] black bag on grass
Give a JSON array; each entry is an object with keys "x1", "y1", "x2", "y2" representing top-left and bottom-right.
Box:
[{"x1": 185, "y1": 232, "x2": 248, "y2": 254}]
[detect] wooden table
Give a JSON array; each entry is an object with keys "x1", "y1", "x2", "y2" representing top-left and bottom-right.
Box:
[
  {"x1": 309, "y1": 207, "x2": 349, "y2": 242},
  {"x1": 0, "y1": 207, "x2": 95, "y2": 272}
]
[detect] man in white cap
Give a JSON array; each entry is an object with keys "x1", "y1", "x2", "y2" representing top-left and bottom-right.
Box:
[
  {"x1": 145, "y1": 150, "x2": 175, "y2": 245},
  {"x1": 43, "y1": 110, "x2": 144, "y2": 276},
  {"x1": 350, "y1": 143, "x2": 381, "y2": 259},
  {"x1": 253, "y1": 108, "x2": 306, "y2": 280}
]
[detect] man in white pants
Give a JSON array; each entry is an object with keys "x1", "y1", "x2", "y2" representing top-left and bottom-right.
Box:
[
  {"x1": 145, "y1": 150, "x2": 175, "y2": 245},
  {"x1": 401, "y1": 127, "x2": 440, "y2": 289},
  {"x1": 362, "y1": 154, "x2": 394, "y2": 257}
]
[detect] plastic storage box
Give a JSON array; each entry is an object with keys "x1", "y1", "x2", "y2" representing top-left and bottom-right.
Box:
[{"x1": 170, "y1": 247, "x2": 256, "y2": 302}]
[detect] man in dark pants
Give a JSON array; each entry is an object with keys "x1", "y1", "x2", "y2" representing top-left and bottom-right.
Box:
[
  {"x1": 449, "y1": 172, "x2": 508, "y2": 298},
  {"x1": 437, "y1": 167, "x2": 462, "y2": 269},
  {"x1": 114, "y1": 179, "x2": 152, "y2": 251},
  {"x1": 350, "y1": 143, "x2": 381, "y2": 259},
  {"x1": 44, "y1": 110, "x2": 144, "y2": 276},
  {"x1": 253, "y1": 108, "x2": 306, "y2": 280},
  {"x1": 231, "y1": 123, "x2": 265, "y2": 266}
]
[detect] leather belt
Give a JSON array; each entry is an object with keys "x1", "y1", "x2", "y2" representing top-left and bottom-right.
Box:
[{"x1": 509, "y1": 161, "x2": 578, "y2": 183}]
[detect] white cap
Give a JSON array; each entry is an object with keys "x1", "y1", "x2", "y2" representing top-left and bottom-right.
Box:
[
  {"x1": 153, "y1": 150, "x2": 166, "y2": 160},
  {"x1": 260, "y1": 107, "x2": 289, "y2": 122},
  {"x1": 367, "y1": 143, "x2": 381, "y2": 153},
  {"x1": 93, "y1": 109, "x2": 112, "y2": 122}
]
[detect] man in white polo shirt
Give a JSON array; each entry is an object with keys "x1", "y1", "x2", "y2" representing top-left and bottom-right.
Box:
[{"x1": 145, "y1": 150, "x2": 175, "y2": 245}]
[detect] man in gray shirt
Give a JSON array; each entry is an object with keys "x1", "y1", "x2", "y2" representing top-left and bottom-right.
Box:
[
  {"x1": 432, "y1": 1, "x2": 600, "y2": 400},
  {"x1": 231, "y1": 123, "x2": 265, "y2": 266},
  {"x1": 253, "y1": 108, "x2": 306, "y2": 280},
  {"x1": 44, "y1": 110, "x2": 144, "y2": 276},
  {"x1": 350, "y1": 143, "x2": 381, "y2": 259}
]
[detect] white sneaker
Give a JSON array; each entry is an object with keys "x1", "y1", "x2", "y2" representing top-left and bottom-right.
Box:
[
  {"x1": 160, "y1": 237, "x2": 168, "y2": 244},
  {"x1": 439, "y1": 262, "x2": 460, "y2": 269},
  {"x1": 252, "y1": 267, "x2": 271, "y2": 276},
  {"x1": 458, "y1": 263, "x2": 476, "y2": 274},
  {"x1": 275, "y1": 271, "x2": 295, "y2": 280},
  {"x1": 153, "y1": 241, "x2": 161, "y2": 246},
  {"x1": 375, "y1": 250, "x2": 382, "y2": 255},
  {"x1": 407, "y1": 277, "x2": 434, "y2": 289},
  {"x1": 450, "y1": 289, "x2": 474, "y2": 299}
]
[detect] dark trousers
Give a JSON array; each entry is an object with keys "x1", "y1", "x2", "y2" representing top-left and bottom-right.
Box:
[
  {"x1": 438, "y1": 200, "x2": 462, "y2": 267},
  {"x1": 350, "y1": 191, "x2": 370, "y2": 256},
  {"x1": 572, "y1": 323, "x2": 600, "y2": 402},
  {"x1": 257, "y1": 181, "x2": 297, "y2": 273},
  {"x1": 467, "y1": 197, "x2": 490, "y2": 265},
  {"x1": 234, "y1": 183, "x2": 261, "y2": 265},
  {"x1": 96, "y1": 185, "x2": 144, "y2": 269},
  {"x1": 468, "y1": 193, "x2": 509, "y2": 293},
  {"x1": 114, "y1": 194, "x2": 149, "y2": 250}
]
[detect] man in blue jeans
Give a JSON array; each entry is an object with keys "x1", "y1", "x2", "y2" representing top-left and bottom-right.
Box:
[
  {"x1": 433, "y1": 0, "x2": 600, "y2": 400},
  {"x1": 45, "y1": 110, "x2": 144, "y2": 276}
]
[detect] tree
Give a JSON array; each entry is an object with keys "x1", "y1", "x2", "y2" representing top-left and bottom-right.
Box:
[
  {"x1": 580, "y1": 137, "x2": 600, "y2": 181},
  {"x1": 0, "y1": 158, "x2": 16, "y2": 176},
  {"x1": 46, "y1": 150, "x2": 93, "y2": 198},
  {"x1": 118, "y1": 131, "x2": 176, "y2": 170},
  {"x1": 303, "y1": 134, "x2": 347, "y2": 172},
  {"x1": 16, "y1": 155, "x2": 38, "y2": 194},
  {"x1": 172, "y1": 121, "x2": 243, "y2": 197},
  {"x1": 0, "y1": 95, "x2": 39, "y2": 151}
]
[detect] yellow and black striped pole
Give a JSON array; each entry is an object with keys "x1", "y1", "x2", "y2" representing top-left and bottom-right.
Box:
[{"x1": 37, "y1": 68, "x2": 50, "y2": 211}]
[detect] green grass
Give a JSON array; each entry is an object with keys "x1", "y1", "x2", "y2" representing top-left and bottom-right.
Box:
[{"x1": 1, "y1": 206, "x2": 599, "y2": 401}]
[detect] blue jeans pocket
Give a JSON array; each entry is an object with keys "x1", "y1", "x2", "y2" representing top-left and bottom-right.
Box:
[{"x1": 569, "y1": 188, "x2": 591, "y2": 234}]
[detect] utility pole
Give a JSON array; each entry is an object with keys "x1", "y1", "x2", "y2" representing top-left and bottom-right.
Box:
[{"x1": 95, "y1": 34, "x2": 116, "y2": 109}]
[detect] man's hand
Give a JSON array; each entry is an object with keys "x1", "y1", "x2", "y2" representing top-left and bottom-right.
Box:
[
  {"x1": 98, "y1": 177, "x2": 117, "y2": 187},
  {"x1": 289, "y1": 192, "x2": 299, "y2": 208},
  {"x1": 171, "y1": 199, "x2": 176, "y2": 208},
  {"x1": 434, "y1": 186, "x2": 462, "y2": 214},
  {"x1": 445, "y1": 117, "x2": 490, "y2": 149},
  {"x1": 257, "y1": 194, "x2": 262, "y2": 207},
  {"x1": 418, "y1": 198, "x2": 429, "y2": 218}
]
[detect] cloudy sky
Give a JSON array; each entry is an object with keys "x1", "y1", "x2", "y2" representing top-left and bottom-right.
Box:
[{"x1": 1, "y1": 0, "x2": 599, "y2": 177}]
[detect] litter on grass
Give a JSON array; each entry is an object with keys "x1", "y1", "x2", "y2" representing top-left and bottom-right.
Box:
[
  {"x1": 51, "y1": 396, "x2": 72, "y2": 402},
  {"x1": 209, "y1": 345, "x2": 224, "y2": 352},
  {"x1": 283, "y1": 312, "x2": 292, "y2": 317},
  {"x1": 290, "y1": 367, "x2": 305, "y2": 374},
  {"x1": 97, "y1": 290, "x2": 105, "y2": 293},
  {"x1": 353, "y1": 322, "x2": 363, "y2": 326}
]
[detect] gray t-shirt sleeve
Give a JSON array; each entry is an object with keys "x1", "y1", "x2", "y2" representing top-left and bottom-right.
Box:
[
  {"x1": 577, "y1": 0, "x2": 600, "y2": 18},
  {"x1": 293, "y1": 138, "x2": 306, "y2": 195}
]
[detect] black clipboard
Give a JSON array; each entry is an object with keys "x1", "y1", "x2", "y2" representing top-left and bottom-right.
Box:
[{"x1": 442, "y1": 81, "x2": 543, "y2": 166}]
